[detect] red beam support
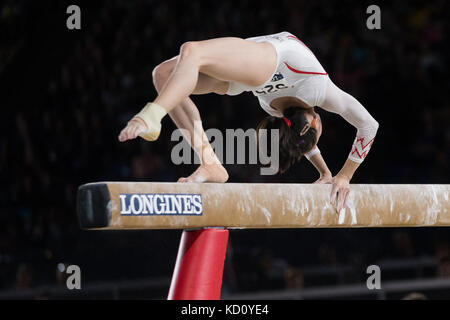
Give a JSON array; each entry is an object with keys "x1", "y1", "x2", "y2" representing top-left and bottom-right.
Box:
[{"x1": 168, "y1": 228, "x2": 229, "y2": 300}]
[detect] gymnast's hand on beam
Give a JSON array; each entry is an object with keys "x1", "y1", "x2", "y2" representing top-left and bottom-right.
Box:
[
  {"x1": 330, "y1": 174, "x2": 350, "y2": 212},
  {"x1": 118, "y1": 118, "x2": 148, "y2": 142},
  {"x1": 313, "y1": 172, "x2": 333, "y2": 184}
]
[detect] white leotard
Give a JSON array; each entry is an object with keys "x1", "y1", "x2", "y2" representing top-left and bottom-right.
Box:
[
  {"x1": 226, "y1": 31, "x2": 329, "y2": 116},
  {"x1": 227, "y1": 31, "x2": 379, "y2": 164}
]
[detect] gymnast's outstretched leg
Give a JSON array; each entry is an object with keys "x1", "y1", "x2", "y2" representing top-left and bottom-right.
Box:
[{"x1": 118, "y1": 37, "x2": 277, "y2": 142}]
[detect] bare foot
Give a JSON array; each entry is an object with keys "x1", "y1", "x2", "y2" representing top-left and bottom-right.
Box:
[{"x1": 178, "y1": 164, "x2": 229, "y2": 183}]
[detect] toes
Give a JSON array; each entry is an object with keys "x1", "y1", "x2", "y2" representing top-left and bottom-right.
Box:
[
  {"x1": 119, "y1": 125, "x2": 133, "y2": 141},
  {"x1": 130, "y1": 127, "x2": 138, "y2": 139},
  {"x1": 118, "y1": 131, "x2": 127, "y2": 142}
]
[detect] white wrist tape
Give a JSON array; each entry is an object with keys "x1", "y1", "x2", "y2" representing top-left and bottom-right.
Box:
[
  {"x1": 133, "y1": 102, "x2": 167, "y2": 141},
  {"x1": 304, "y1": 146, "x2": 320, "y2": 160}
]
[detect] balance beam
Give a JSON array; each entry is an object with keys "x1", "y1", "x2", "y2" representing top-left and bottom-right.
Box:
[
  {"x1": 77, "y1": 182, "x2": 450, "y2": 230},
  {"x1": 76, "y1": 182, "x2": 450, "y2": 300}
]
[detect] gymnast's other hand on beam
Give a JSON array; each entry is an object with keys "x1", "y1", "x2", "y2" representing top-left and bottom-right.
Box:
[
  {"x1": 330, "y1": 174, "x2": 351, "y2": 212},
  {"x1": 313, "y1": 172, "x2": 333, "y2": 184}
]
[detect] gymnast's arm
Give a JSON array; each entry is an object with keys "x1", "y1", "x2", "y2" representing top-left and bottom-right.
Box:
[
  {"x1": 319, "y1": 78, "x2": 379, "y2": 208},
  {"x1": 304, "y1": 147, "x2": 333, "y2": 184}
]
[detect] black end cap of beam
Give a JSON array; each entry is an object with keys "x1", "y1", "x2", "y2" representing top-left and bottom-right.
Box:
[{"x1": 76, "y1": 183, "x2": 111, "y2": 229}]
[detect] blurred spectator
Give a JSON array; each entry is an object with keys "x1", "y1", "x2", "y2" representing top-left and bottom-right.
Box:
[
  {"x1": 14, "y1": 263, "x2": 33, "y2": 290},
  {"x1": 401, "y1": 292, "x2": 428, "y2": 300},
  {"x1": 284, "y1": 267, "x2": 304, "y2": 289},
  {"x1": 437, "y1": 257, "x2": 450, "y2": 278},
  {"x1": 318, "y1": 244, "x2": 339, "y2": 266},
  {"x1": 392, "y1": 231, "x2": 415, "y2": 259},
  {"x1": 254, "y1": 249, "x2": 290, "y2": 290}
]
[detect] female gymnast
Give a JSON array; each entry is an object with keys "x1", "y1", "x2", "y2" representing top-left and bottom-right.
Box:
[{"x1": 118, "y1": 31, "x2": 379, "y2": 211}]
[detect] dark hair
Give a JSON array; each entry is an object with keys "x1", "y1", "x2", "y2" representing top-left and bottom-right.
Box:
[{"x1": 256, "y1": 107, "x2": 318, "y2": 174}]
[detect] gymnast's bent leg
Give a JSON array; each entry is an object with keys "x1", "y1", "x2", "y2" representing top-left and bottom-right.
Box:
[{"x1": 145, "y1": 56, "x2": 230, "y2": 183}]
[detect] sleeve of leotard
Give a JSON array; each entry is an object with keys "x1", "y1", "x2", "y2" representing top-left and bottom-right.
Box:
[{"x1": 319, "y1": 79, "x2": 379, "y2": 163}]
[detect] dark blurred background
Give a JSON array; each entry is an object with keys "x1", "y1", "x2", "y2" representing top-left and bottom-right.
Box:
[{"x1": 0, "y1": 0, "x2": 449, "y2": 299}]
